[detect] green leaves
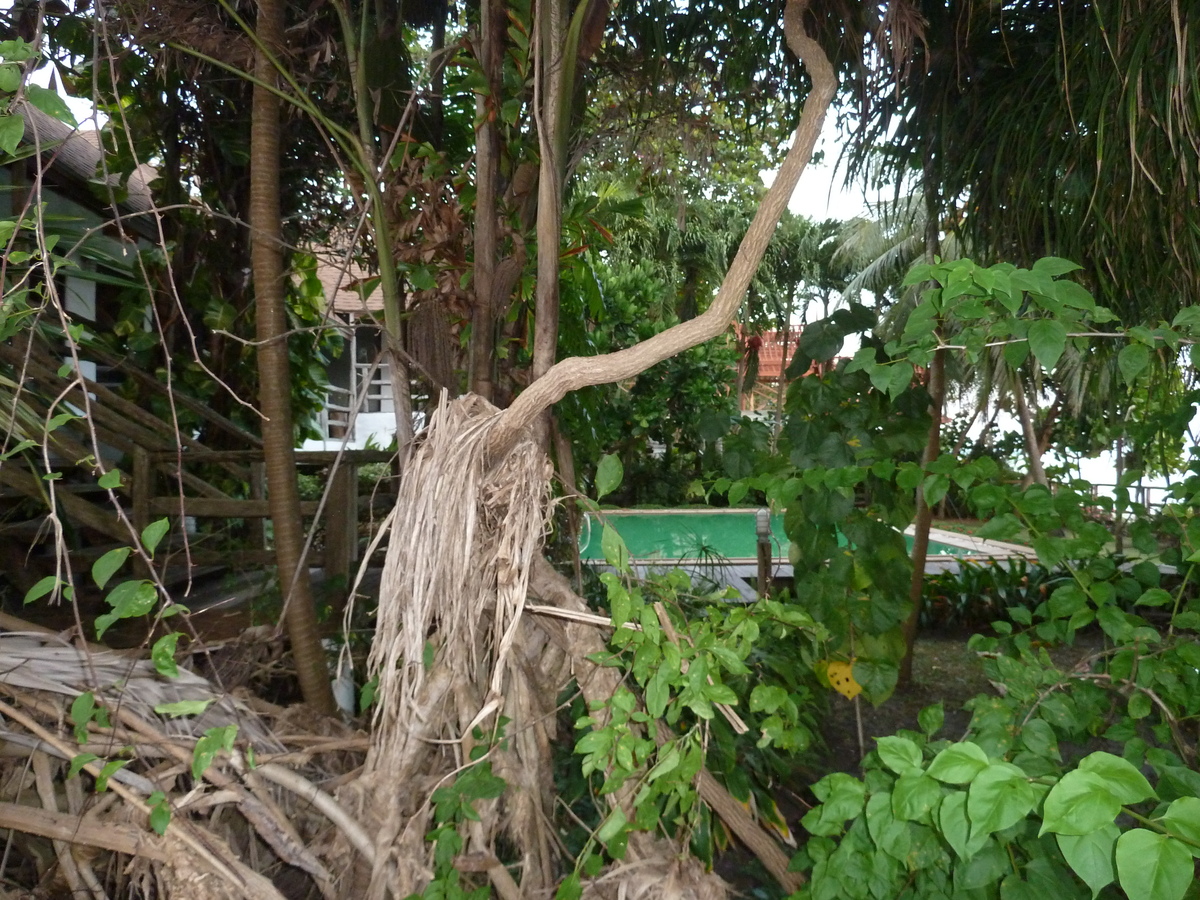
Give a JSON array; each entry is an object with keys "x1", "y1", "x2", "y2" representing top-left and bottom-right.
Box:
[
  {"x1": 1042, "y1": 771, "x2": 1121, "y2": 836},
  {"x1": 927, "y1": 742, "x2": 990, "y2": 784},
  {"x1": 600, "y1": 523, "x2": 630, "y2": 572},
  {"x1": 595, "y1": 453, "x2": 623, "y2": 500},
  {"x1": 191, "y1": 725, "x2": 238, "y2": 781},
  {"x1": 24, "y1": 574, "x2": 62, "y2": 605},
  {"x1": 1118, "y1": 343, "x2": 1151, "y2": 384},
  {"x1": 155, "y1": 699, "x2": 214, "y2": 718},
  {"x1": 0, "y1": 112, "x2": 24, "y2": 155},
  {"x1": 1040, "y1": 753, "x2": 1154, "y2": 839},
  {"x1": 25, "y1": 84, "x2": 77, "y2": 127},
  {"x1": 1079, "y1": 752, "x2": 1155, "y2": 805},
  {"x1": 95, "y1": 580, "x2": 158, "y2": 639},
  {"x1": 1027, "y1": 319, "x2": 1068, "y2": 370},
  {"x1": 142, "y1": 518, "x2": 170, "y2": 555},
  {"x1": 875, "y1": 735, "x2": 923, "y2": 775},
  {"x1": 801, "y1": 773, "x2": 866, "y2": 836},
  {"x1": 967, "y1": 762, "x2": 1037, "y2": 835},
  {"x1": 1161, "y1": 796, "x2": 1200, "y2": 846},
  {"x1": 1114, "y1": 830, "x2": 1193, "y2": 900},
  {"x1": 147, "y1": 791, "x2": 172, "y2": 836},
  {"x1": 92, "y1": 547, "x2": 131, "y2": 591},
  {"x1": 1057, "y1": 826, "x2": 1118, "y2": 899},
  {"x1": 151, "y1": 633, "x2": 182, "y2": 678}
]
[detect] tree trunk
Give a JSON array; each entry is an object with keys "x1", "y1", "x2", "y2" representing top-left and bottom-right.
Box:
[
  {"x1": 485, "y1": 0, "x2": 835, "y2": 460},
  {"x1": 469, "y1": 0, "x2": 504, "y2": 400},
  {"x1": 898, "y1": 346, "x2": 944, "y2": 689},
  {"x1": 531, "y1": 0, "x2": 568, "y2": 426},
  {"x1": 1013, "y1": 370, "x2": 1049, "y2": 488},
  {"x1": 898, "y1": 158, "x2": 943, "y2": 690},
  {"x1": 250, "y1": 0, "x2": 336, "y2": 714}
]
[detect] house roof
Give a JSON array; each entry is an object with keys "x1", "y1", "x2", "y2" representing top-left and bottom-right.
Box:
[
  {"x1": 15, "y1": 103, "x2": 157, "y2": 229},
  {"x1": 752, "y1": 328, "x2": 802, "y2": 382},
  {"x1": 314, "y1": 251, "x2": 383, "y2": 315}
]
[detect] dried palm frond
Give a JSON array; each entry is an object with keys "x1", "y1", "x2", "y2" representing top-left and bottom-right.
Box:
[
  {"x1": 361, "y1": 393, "x2": 554, "y2": 898},
  {"x1": 0, "y1": 631, "x2": 283, "y2": 751},
  {"x1": 582, "y1": 853, "x2": 730, "y2": 900}
]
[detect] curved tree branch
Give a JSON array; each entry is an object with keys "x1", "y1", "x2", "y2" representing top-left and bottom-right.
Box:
[{"x1": 486, "y1": 0, "x2": 836, "y2": 460}]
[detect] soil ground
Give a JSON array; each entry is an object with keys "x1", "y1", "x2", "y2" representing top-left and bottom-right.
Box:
[{"x1": 815, "y1": 628, "x2": 1104, "y2": 777}]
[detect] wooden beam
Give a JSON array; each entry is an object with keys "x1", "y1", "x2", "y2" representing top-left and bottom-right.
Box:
[
  {"x1": 146, "y1": 449, "x2": 395, "y2": 465},
  {"x1": 323, "y1": 463, "x2": 356, "y2": 596},
  {"x1": 148, "y1": 498, "x2": 319, "y2": 518},
  {"x1": 0, "y1": 464, "x2": 126, "y2": 542},
  {"x1": 0, "y1": 801, "x2": 168, "y2": 861},
  {"x1": 83, "y1": 343, "x2": 264, "y2": 449}
]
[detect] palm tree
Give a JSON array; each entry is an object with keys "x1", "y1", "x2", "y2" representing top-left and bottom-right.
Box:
[
  {"x1": 249, "y1": 0, "x2": 336, "y2": 714},
  {"x1": 852, "y1": 0, "x2": 1200, "y2": 326}
]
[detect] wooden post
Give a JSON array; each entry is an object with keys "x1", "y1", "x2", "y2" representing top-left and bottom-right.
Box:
[
  {"x1": 324, "y1": 462, "x2": 357, "y2": 610},
  {"x1": 755, "y1": 508, "x2": 772, "y2": 600},
  {"x1": 132, "y1": 446, "x2": 152, "y2": 578},
  {"x1": 249, "y1": 462, "x2": 267, "y2": 549}
]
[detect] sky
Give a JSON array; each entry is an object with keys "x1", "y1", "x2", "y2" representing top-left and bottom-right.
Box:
[{"x1": 767, "y1": 115, "x2": 873, "y2": 223}]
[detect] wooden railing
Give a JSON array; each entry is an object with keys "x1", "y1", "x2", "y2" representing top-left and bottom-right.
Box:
[{"x1": 0, "y1": 336, "x2": 395, "y2": 592}]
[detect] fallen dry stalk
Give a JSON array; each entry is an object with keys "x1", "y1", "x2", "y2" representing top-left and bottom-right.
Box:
[
  {"x1": 0, "y1": 697, "x2": 286, "y2": 900},
  {"x1": 254, "y1": 762, "x2": 376, "y2": 864}
]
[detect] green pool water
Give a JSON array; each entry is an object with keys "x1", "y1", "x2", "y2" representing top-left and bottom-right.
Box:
[{"x1": 578, "y1": 510, "x2": 973, "y2": 561}]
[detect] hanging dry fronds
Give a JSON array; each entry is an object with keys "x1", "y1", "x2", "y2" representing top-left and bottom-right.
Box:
[{"x1": 360, "y1": 393, "x2": 554, "y2": 897}]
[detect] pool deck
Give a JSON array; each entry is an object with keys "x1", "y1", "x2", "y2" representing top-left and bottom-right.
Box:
[{"x1": 579, "y1": 509, "x2": 1034, "y2": 601}]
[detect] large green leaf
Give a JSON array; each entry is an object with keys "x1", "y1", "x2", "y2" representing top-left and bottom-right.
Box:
[
  {"x1": 0, "y1": 113, "x2": 23, "y2": 156},
  {"x1": 876, "y1": 735, "x2": 923, "y2": 775},
  {"x1": 1057, "y1": 825, "x2": 1118, "y2": 899},
  {"x1": 1040, "y1": 770, "x2": 1121, "y2": 836},
  {"x1": 595, "y1": 454, "x2": 623, "y2": 499},
  {"x1": 1117, "y1": 343, "x2": 1150, "y2": 384},
  {"x1": 1161, "y1": 796, "x2": 1200, "y2": 846},
  {"x1": 967, "y1": 762, "x2": 1036, "y2": 835},
  {"x1": 940, "y1": 790, "x2": 990, "y2": 861},
  {"x1": 25, "y1": 84, "x2": 77, "y2": 126},
  {"x1": 891, "y1": 772, "x2": 941, "y2": 822},
  {"x1": 1114, "y1": 829, "x2": 1192, "y2": 900},
  {"x1": 1027, "y1": 319, "x2": 1067, "y2": 370},
  {"x1": 927, "y1": 742, "x2": 990, "y2": 784},
  {"x1": 1078, "y1": 752, "x2": 1155, "y2": 805}
]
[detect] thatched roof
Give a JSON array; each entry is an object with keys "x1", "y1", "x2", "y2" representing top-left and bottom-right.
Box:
[{"x1": 15, "y1": 102, "x2": 157, "y2": 235}]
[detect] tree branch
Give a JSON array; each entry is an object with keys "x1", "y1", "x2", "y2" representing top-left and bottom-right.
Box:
[{"x1": 486, "y1": 0, "x2": 836, "y2": 460}]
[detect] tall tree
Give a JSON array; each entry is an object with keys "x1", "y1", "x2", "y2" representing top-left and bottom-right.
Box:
[{"x1": 249, "y1": 0, "x2": 336, "y2": 714}]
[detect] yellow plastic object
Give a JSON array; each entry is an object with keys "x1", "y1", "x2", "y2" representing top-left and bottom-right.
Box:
[{"x1": 825, "y1": 659, "x2": 863, "y2": 700}]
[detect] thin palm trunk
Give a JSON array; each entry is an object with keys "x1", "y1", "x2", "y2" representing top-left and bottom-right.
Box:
[
  {"x1": 531, "y1": 0, "x2": 567, "y2": 405},
  {"x1": 469, "y1": 0, "x2": 503, "y2": 400},
  {"x1": 899, "y1": 161, "x2": 942, "y2": 690},
  {"x1": 250, "y1": 0, "x2": 336, "y2": 714},
  {"x1": 1013, "y1": 370, "x2": 1049, "y2": 488},
  {"x1": 899, "y1": 345, "x2": 944, "y2": 688}
]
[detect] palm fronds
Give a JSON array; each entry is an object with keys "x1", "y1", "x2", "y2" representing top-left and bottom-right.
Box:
[{"x1": 852, "y1": 0, "x2": 1200, "y2": 323}]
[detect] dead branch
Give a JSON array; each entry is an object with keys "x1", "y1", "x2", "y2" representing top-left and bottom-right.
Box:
[
  {"x1": 0, "y1": 697, "x2": 286, "y2": 900},
  {"x1": 0, "y1": 801, "x2": 169, "y2": 861},
  {"x1": 114, "y1": 707, "x2": 337, "y2": 899}
]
